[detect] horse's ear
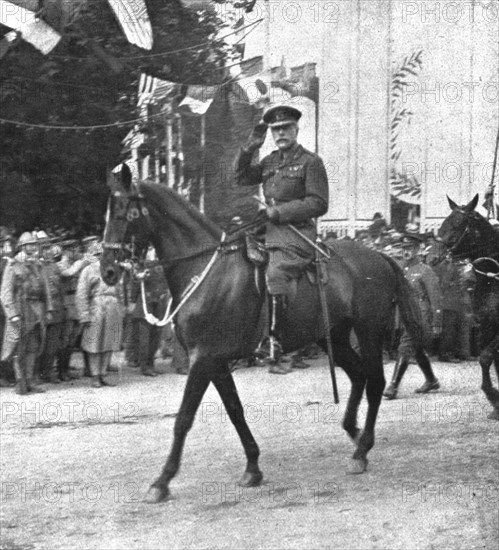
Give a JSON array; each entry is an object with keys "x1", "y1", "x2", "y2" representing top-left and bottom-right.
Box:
[
  {"x1": 447, "y1": 196, "x2": 458, "y2": 211},
  {"x1": 464, "y1": 194, "x2": 479, "y2": 213},
  {"x1": 121, "y1": 163, "x2": 132, "y2": 191}
]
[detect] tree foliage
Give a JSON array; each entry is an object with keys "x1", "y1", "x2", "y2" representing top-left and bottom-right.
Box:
[{"x1": 0, "y1": 0, "x2": 237, "y2": 233}]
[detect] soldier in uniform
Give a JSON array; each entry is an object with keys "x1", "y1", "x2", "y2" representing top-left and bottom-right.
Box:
[
  {"x1": 0, "y1": 232, "x2": 54, "y2": 394},
  {"x1": 235, "y1": 104, "x2": 329, "y2": 374},
  {"x1": 38, "y1": 233, "x2": 65, "y2": 383},
  {"x1": 383, "y1": 234, "x2": 442, "y2": 399},
  {"x1": 56, "y1": 239, "x2": 91, "y2": 380}
]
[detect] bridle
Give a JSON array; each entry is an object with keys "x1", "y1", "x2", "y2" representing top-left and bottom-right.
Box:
[{"x1": 102, "y1": 191, "x2": 153, "y2": 261}]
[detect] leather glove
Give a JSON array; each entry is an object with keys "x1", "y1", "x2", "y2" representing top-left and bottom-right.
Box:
[{"x1": 244, "y1": 122, "x2": 268, "y2": 152}]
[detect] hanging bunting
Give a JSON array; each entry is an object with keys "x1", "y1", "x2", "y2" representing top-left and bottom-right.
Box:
[
  {"x1": 178, "y1": 85, "x2": 218, "y2": 115},
  {"x1": 0, "y1": 0, "x2": 61, "y2": 54},
  {"x1": 106, "y1": 0, "x2": 153, "y2": 50}
]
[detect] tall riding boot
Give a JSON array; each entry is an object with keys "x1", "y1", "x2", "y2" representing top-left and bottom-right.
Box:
[
  {"x1": 12, "y1": 356, "x2": 28, "y2": 395},
  {"x1": 383, "y1": 356, "x2": 409, "y2": 400},
  {"x1": 268, "y1": 295, "x2": 290, "y2": 375},
  {"x1": 26, "y1": 353, "x2": 45, "y2": 393}
]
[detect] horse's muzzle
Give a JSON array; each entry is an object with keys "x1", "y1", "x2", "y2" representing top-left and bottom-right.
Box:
[{"x1": 101, "y1": 262, "x2": 121, "y2": 286}]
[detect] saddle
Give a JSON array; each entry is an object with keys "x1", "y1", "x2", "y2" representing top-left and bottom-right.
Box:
[
  {"x1": 244, "y1": 233, "x2": 268, "y2": 266},
  {"x1": 244, "y1": 233, "x2": 330, "y2": 286}
]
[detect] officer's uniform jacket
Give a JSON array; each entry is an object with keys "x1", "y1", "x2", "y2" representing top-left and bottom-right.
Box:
[
  {"x1": 235, "y1": 143, "x2": 329, "y2": 250},
  {"x1": 0, "y1": 253, "x2": 53, "y2": 360}
]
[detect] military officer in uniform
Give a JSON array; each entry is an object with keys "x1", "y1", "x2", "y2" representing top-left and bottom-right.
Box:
[
  {"x1": 384, "y1": 234, "x2": 442, "y2": 399},
  {"x1": 235, "y1": 104, "x2": 329, "y2": 374}
]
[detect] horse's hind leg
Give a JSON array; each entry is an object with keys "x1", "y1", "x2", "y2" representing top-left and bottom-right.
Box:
[
  {"x1": 211, "y1": 367, "x2": 263, "y2": 487},
  {"x1": 329, "y1": 330, "x2": 366, "y2": 445},
  {"x1": 349, "y1": 329, "x2": 385, "y2": 474},
  {"x1": 145, "y1": 361, "x2": 211, "y2": 503}
]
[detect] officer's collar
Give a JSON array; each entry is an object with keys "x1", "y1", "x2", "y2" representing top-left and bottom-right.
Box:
[{"x1": 277, "y1": 142, "x2": 301, "y2": 163}]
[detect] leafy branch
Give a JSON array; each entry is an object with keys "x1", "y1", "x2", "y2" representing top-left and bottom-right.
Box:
[{"x1": 389, "y1": 49, "x2": 423, "y2": 198}]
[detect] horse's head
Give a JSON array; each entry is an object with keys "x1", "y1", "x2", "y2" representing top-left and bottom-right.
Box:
[
  {"x1": 438, "y1": 194, "x2": 480, "y2": 254},
  {"x1": 101, "y1": 163, "x2": 153, "y2": 285},
  {"x1": 438, "y1": 194, "x2": 499, "y2": 261}
]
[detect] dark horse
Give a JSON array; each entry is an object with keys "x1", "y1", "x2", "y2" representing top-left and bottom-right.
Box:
[
  {"x1": 100, "y1": 167, "x2": 426, "y2": 503},
  {"x1": 439, "y1": 194, "x2": 499, "y2": 419}
]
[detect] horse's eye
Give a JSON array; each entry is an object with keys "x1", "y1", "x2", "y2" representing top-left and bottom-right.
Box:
[{"x1": 141, "y1": 207, "x2": 149, "y2": 216}]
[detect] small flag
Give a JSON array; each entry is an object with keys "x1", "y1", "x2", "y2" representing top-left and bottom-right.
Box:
[{"x1": 0, "y1": 0, "x2": 61, "y2": 54}]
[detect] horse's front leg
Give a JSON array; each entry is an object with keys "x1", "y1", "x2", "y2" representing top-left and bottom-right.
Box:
[
  {"x1": 211, "y1": 367, "x2": 263, "y2": 487},
  {"x1": 144, "y1": 361, "x2": 211, "y2": 503}
]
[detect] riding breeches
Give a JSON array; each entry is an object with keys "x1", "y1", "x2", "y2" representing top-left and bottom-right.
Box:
[{"x1": 266, "y1": 244, "x2": 314, "y2": 298}]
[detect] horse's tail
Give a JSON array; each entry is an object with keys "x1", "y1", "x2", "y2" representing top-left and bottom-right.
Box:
[{"x1": 381, "y1": 253, "x2": 425, "y2": 349}]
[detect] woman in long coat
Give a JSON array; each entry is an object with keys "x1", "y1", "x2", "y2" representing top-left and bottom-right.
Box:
[{"x1": 76, "y1": 242, "x2": 124, "y2": 388}]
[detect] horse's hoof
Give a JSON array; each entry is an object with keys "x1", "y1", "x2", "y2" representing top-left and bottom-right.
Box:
[
  {"x1": 143, "y1": 486, "x2": 170, "y2": 504},
  {"x1": 238, "y1": 470, "x2": 263, "y2": 487},
  {"x1": 487, "y1": 409, "x2": 499, "y2": 421},
  {"x1": 346, "y1": 458, "x2": 368, "y2": 475}
]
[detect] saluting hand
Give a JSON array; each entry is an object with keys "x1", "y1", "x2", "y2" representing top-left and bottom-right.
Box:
[{"x1": 245, "y1": 122, "x2": 268, "y2": 151}]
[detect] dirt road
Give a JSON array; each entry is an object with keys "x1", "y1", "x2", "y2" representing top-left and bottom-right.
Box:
[{"x1": 1, "y1": 356, "x2": 497, "y2": 549}]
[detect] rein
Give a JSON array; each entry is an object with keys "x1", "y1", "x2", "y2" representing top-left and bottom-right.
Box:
[
  {"x1": 472, "y1": 257, "x2": 499, "y2": 281},
  {"x1": 140, "y1": 232, "x2": 227, "y2": 326},
  {"x1": 104, "y1": 189, "x2": 266, "y2": 327}
]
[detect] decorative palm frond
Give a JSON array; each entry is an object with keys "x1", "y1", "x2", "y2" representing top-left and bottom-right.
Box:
[{"x1": 389, "y1": 50, "x2": 423, "y2": 198}]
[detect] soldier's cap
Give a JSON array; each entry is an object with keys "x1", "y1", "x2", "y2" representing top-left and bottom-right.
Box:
[{"x1": 262, "y1": 105, "x2": 302, "y2": 128}]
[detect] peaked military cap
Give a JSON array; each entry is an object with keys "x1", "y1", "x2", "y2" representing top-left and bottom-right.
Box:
[
  {"x1": 396, "y1": 233, "x2": 424, "y2": 248},
  {"x1": 262, "y1": 104, "x2": 302, "y2": 128}
]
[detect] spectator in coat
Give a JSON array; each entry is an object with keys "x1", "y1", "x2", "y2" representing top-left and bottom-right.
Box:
[{"x1": 76, "y1": 240, "x2": 125, "y2": 388}]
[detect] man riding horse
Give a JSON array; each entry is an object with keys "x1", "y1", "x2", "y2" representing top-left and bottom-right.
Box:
[{"x1": 235, "y1": 104, "x2": 329, "y2": 373}]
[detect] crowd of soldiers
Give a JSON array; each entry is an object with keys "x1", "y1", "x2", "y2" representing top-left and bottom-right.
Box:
[
  {"x1": 0, "y1": 216, "x2": 477, "y2": 395},
  {"x1": 0, "y1": 228, "x2": 185, "y2": 395}
]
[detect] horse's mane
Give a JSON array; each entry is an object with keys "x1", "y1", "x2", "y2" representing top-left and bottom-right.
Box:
[{"x1": 138, "y1": 182, "x2": 222, "y2": 242}]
